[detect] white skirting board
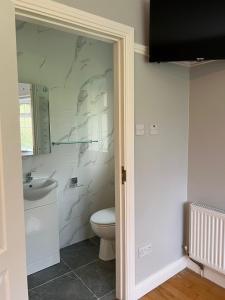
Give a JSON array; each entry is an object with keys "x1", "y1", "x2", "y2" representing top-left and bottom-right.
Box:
[
  {"x1": 135, "y1": 256, "x2": 225, "y2": 299},
  {"x1": 135, "y1": 257, "x2": 187, "y2": 299},
  {"x1": 187, "y1": 258, "x2": 225, "y2": 289}
]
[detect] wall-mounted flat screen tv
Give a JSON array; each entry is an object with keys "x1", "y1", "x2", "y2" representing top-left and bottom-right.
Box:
[{"x1": 149, "y1": 0, "x2": 225, "y2": 62}]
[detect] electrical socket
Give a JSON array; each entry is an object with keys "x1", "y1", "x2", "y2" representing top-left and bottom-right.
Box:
[{"x1": 138, "y1": 243, "x2": 152, "y2": 258}]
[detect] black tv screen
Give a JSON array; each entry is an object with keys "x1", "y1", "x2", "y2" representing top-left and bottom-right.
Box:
[{"x1": 149, "y1": 0, "x2": 225, "y2": 62}]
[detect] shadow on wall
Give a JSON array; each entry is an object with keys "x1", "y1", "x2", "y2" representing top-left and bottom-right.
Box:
[
  {"x1": 183, "y1": 202, "x2": 190, "y2": 254},
  {"x1": 142, "y1": 0, "x2": 150, "y2": 46},
  {"x1": 190, "y1": 61, "x2": 225, "y2": 79}
]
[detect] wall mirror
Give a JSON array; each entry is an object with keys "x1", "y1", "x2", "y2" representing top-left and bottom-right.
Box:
[{"x1": 18, "y1": 83, "x2": 51, "y2": 156}]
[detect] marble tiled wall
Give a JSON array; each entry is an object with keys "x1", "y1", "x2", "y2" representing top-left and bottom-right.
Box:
[{"x1": 16, "y1": 21, "x2": 114, "y2": 248}]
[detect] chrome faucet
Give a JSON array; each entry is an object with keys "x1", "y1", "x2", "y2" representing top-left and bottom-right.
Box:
[{"x1": 25, "y1": 172, "x2": 33, "y2": 183}]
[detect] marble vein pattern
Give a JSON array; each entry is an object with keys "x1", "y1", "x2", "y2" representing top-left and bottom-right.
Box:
[{"x1": 17, "y1": 21, "x2": 115, "y2": 248}]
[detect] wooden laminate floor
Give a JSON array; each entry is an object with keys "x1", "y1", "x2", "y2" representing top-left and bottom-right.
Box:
[{"x1": 141, "y1": 269, "x2": 225, "y2": 300}]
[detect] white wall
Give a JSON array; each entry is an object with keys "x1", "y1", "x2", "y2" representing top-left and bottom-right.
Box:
[
  {"x1": 54, "y1": 0, "x2": 149, "y2": 45},
  {"x1": 135, "y1": 55, "x2": 189, "y2": 283},
  {"x1": 16, "y1": 21, "x2": 115, "y2": 248},
  {"x1": 188, "y1": 61, "x2": 225, "y2": 211}
]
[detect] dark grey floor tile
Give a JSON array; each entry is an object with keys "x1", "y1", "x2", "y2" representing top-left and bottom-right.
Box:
[
  {"x1": 89, "y1": 236, "x2": 100, "y2": 246},
  {"x1": 74, "y1": 260, "x2": 115, "y2": 298},
  {"x1": 28, "y1": 260, "x2": 70, "y2": 290},
  {"x1": 29, "y1": 290, "x2": 41, "y2": 300},
  {"x1": 99, "y1": 290, "x2": 115, "y2": 300},
  {"x1": 60, "y1": 239, "x2": 99, "y2": 270},
  {"x1": 29, "y1": 272, "x2": 96, "y2": 300}
]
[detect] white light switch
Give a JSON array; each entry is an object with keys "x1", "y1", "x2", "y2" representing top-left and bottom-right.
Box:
[
  {"x1": 150, "y1": 123, "x2": 159, "y2": 135},
  {"x1": 136, "y1": 124, "x2": 145, "y2": 136}
]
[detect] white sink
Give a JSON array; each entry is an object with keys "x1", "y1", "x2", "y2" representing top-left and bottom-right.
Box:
[{"x1": 23, "y1": 178, "x2": 58, "y2": 201}]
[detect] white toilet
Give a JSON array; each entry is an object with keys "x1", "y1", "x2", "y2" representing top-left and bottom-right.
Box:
[{"x1": 90, "y1": 207, "x2": 115, "y2": 261}]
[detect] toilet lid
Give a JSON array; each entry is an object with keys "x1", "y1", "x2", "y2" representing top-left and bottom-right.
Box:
[{"x1": 91, "y1": 207, "x2": 115, "y2": 225}]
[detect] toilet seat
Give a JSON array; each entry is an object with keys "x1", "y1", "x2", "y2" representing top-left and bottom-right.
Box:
[{"x1": 90, "y1": 207, "x2": 115, "y2": 225}]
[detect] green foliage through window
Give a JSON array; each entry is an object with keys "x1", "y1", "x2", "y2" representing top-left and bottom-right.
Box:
[{"x1": 19, "y1": 101, "x2": 33, "y2": 153}]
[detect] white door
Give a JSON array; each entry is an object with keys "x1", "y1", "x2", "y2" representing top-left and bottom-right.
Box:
[{"x1": 0, "y1": 0, "x2": 28, "y2": 299}]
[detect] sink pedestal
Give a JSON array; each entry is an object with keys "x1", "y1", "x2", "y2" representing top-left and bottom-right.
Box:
[{"x1": 24, "y1": 181, "x2": 60, "y2": 275}]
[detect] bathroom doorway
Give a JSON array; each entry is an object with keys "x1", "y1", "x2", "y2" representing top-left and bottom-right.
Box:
[
  {"x1": 0, "y1": 1, "x2": 134, "y2": 299},
  {"x1": 17, "y1": 19, "x2": 116, "y2": 299}
]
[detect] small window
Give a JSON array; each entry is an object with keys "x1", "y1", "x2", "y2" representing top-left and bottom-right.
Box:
[{"x1": 19, "y1": 83, "x2": 34, "y2": 155}]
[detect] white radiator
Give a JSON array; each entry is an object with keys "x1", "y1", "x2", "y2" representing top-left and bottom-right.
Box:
[{"x1": 189, "y1": 203, "x2": 225, "y2": 274}]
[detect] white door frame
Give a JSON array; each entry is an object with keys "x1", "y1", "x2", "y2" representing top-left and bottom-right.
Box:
[{"x1": 13, "y1": 0, "x2": 135, "y2": 299}]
